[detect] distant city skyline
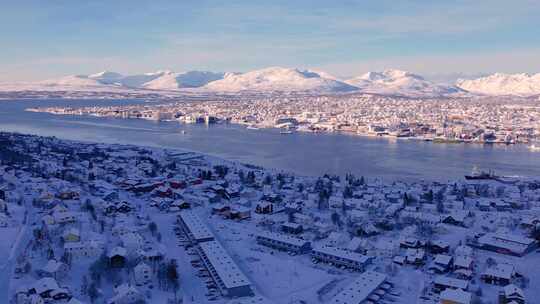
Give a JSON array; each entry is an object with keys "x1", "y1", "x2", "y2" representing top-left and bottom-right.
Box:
[{"x1": 2, "y1": 0, "x2": 540, "y2": 82}]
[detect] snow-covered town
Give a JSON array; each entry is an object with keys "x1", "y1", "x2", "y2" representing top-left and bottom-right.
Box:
[
  {"x1": 30, "y1": 93, "x2": 540, "y2": 145},
  {"x1": 3, "y1": 1, "x2": 540, "y2": 304},
  {"x1": 0, "y1": 131, "x2": 538, "y2": 304}
]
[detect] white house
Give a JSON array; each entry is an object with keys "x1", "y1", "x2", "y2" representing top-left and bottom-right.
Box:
[
  {"x1": 134, "y1": 262, "x2": 152, "y2": 286},
  {"x1": 37, "y1": 259, "x2": 69, "y2": 280},
  {"x1": 64, "y1": 241, "x2": 105, "y2": 259}
]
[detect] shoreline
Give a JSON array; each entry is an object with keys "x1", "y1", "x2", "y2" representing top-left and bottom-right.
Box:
[{"x1": 24, "y1": 107, "x2": 535, "y2": 147}]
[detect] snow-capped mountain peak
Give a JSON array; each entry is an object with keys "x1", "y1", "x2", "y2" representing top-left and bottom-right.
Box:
[
  {"x1": 360, "y1": 71, "x2": 386, "y2": 81},
  {"x1": 204, "y1": 67, "x2": 357, "y2": 93},
  {"x1": 39, "y1": 74, "x2": 105, "y2": 87},
  {"x1": 33, "y1": 70, "x2": 227, "y2": 90},
  {"x1": 384, "y1": 69, "x2": 423, "y2": 80},
  {"x1": 142, "y1": 71, "x2": 226, "y2": 90},
  {"x1": 88, "y1": 71, "x2": 123, "y2": 80},
  {"x1": 346, "y1": 69, "x2": 460, "y2": 97},
  {"x1": 456, "y1": 73, "x2": 540, "y2": 96},
  {"x1": 8, "y1": 66, "x2": 538, "y2": 97}
]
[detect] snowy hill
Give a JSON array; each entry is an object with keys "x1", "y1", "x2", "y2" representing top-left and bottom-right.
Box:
[
  {"x1": 10, "y1": 70, "x2": 227, "y2": 92},
  {"x1": 143, "y1": 71, "x2": 226, "y2": 90},
  {"x1": 345, "y1": 69, "x2": 463, "y2": 97},
  {"x1": 456, "y1": 73, "x2": 540, "y2": 96},
  {"x1": 203, "y1": 67, "x2": 357, "y2": 93},
  {"x1": 39, "y1": 75, "x2": 111, "y2": 88},
  {"x1": 111, "y1": 71, "x2": 166, "y2": 88},
  {"x1": 88, "y1": 71, "x2": 124, "y2": 84}
]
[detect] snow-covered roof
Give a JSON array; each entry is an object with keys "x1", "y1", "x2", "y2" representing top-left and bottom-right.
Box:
[
  {"x1": 108, "y1": 246, "x2": 127, "y2": 258},
  {"x1": 198, "y1": 240, "x2": 251, "y2": 290},
  {"x1": 41, "y1": 259, "x2": 65, "y2": 273},
  {"x1": 434, "y1": 254, "x2": 453, "y2": 266},
  {"x1": 347, "y1": 237, "x2": 364, "y2": 251},
  {"x1": 312, "y1": 245, "x2": 371, "y2": 265},
  {"x1": 329, "y1": 271, "x2": 387, "y2": 304},
  {"x1": 453, "y1": 256, "x2": 473, "y2": 268},
  {"x1": 62, "y1": 227, "x2": 80, "y2": 237},
  {"x1": 281, "y1": 222, "x2": 302, "y2": 229},
  {"x1": 31, "y1": 277, "x2": 60, "y2": 294},
  {"x1": 433, "y1": 276, "x2": 469, "y2": 290},
  {"x1": 405, "y1": 248, "x2": 425, "y2": 259},
  {"x1": 232, "y1": 205, "x2": 251, "y2": 213},
  {"x1": 491, "y1": 233, "x2": 535, "y2": 245},
  {"x1": 256, "y1": 231, "x2": 309, "y2": 247},
  {"x1": 178, "y1": 210, "x2": 214, "y2": 242},
  {"x1": 482, "y1": 263, "x2": 515, "y2": 280},
  {"x1": 430, "y1": 240, "x2": 449, "y2": 248},
  {"x1": 440, "y1": 288, "x2": 472, "y2": 304},
  {"x1": 477, "y1": 233, "x2": 535, "y2": 255},
  {"x1": 503, "y1": 284, "x2": 525, "y2": 299}
]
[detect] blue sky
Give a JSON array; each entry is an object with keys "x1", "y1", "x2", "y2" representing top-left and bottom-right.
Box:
[{"x1": 2, "y1": 0, "x2": 540, "y2": 81}]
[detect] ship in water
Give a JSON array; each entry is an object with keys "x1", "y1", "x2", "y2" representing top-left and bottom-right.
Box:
[
  {"x1": 529, "y1": 144, "x2": 540, "y2": 152},
  {"x1": 465, "y1": 166, "x2": 499, "y2": 180},
  {"x1": 279, "y1": 125, "x2": 294, "y2": 134},
  {"x1": 246, "y1": 125, "x2": 260, "y2": 130}
]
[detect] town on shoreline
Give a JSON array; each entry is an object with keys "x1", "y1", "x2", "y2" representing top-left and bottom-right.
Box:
[
  {"x1": 27, "y1": 93, "x2": 540, "y2": 147},
  {"x1": 0, "y1": 131, "x2": 539, "y2": 304}
]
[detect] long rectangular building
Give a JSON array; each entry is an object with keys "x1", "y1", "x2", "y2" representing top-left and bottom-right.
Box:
[
  {"x1": 476, "y1": 233, "x2": 537, "y2": 256},
  {"x1": 330, "y1": 271, "x2": 388, "y2": 304},
  {"x1": 256, "y1": 232, "x2": 312, "y2": 254},
  {"x1": 198, "y1": 240, "x2": 253, "y2": 298},
  {"x1": 177, "y1": 211, "x2": 214, "y2": 243},
  {"x1": 311, "y1": 246, "x2": 372, "y2": 271}
]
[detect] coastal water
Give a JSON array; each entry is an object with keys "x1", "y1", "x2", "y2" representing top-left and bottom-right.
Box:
[{"x1": 1, "y1": 99, "x2": 539, "y2": 181}]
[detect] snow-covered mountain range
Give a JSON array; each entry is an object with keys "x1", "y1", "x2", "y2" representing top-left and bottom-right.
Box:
[
  {"x1": 456, "y1": 73, "x2": 540, "y2": 96},
  {"x1": 345, "y1": 69, "x2": 463, "y2": 97},
  {"x1": 2, "y1": 67, "x2": 539, "y2": 97},
  {"x1": 204, "y1": 67, "x2": 356, "y2": 93},
  {"x1": 39, "y1": 70, "x2": 227, "y2": 90}
]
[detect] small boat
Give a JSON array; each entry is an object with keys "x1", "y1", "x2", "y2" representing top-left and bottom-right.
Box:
[
  {"x1": 180, "y1": 130, "x2": 187, "y2": 135},
  {"x1": 465, "y1": 166, "x2": 498, "y2": 180},
  {"x1": 246, "y1": 125, "x2": 259, "y2": 130},
  {"x1": 529, "y1": 144, "x2": 540, "y2": 152},
  {"x1": 280, "y1": 130, "x2": 293, "y2": 134}
]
